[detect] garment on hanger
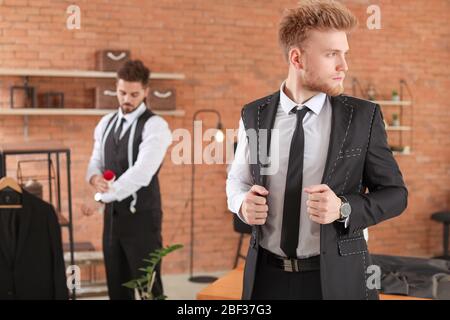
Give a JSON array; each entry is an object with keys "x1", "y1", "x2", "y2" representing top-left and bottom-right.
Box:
[
  {"x1": 0, "y1": 184, "x2": 68, "y2": 300},
  {"x1": 0, "y1": 208, "x2": 19, "y2": 268}
]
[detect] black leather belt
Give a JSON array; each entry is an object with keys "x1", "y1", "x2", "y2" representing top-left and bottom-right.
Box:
[{"x1": 261, "y1": 248, "x2": 320, "y2": 272}]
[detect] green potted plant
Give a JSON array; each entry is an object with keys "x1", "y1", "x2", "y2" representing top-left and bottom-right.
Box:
[
  {"x1": 123, "y1": 244, "x2": 183, "y2": 300},
  {"x1": 391, "y1": 90, "x2": 400, "y2": 101},
  {"x1": 392, "y1": 113, "x2": 400, "y2": 127}
]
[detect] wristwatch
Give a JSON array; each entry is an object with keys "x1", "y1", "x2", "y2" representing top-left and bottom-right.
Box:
[
  {"x1": 94, "y1": 192, "x2": 103, "y2": 202},
  {"x1": 338, "y1": 196, "x2": 351, "y2": 221}
]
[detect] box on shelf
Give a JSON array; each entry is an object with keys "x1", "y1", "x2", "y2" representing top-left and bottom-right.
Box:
[
  {"x1": 95, "y1": 50, "x2": 130, "y2": 72},
  {"x1": 38, "y1": 91, "x2": 64, "y2": 108},
  {"x1": 147, "y1": 87, "x2": 176, "y2": 111},
  {"x1": 95, "y1": 85, "x2": 118, "y2": 109}
]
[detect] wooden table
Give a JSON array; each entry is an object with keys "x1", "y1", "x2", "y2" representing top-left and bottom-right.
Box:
[{"x1": 197, "y1": 265, "x2": 429, "y2": 300}]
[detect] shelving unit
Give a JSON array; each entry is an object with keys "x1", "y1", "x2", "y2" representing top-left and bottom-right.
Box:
[
  {"x1": 0, "y1": 142, "x2": 76, "y2": 299},
  {"x1": 352, "y1": 79, "x2": 414, "y2": 156},
  {"x1": 371, "y1": 100, "x2": 412, "y2": 107},
  {"x1": 0, "y1": 67, "x2": 186, "y2": 137},
  {"x1": 385, "y1": 126, "x2": 412, "y2": 131},
  {"x1": 0, "y1": 67, "x2": 185, "y2": 80},
  {"x1": 393, "y1": 150, "x2": 411, "y2": 156},
  {"x1": 0, "y1": 108, "x2": 185, "y2": 117}
]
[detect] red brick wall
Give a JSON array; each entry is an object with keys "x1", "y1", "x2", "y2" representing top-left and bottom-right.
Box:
[{"x1": 0, "y1": 0, "x2": 448, "y2": 275}]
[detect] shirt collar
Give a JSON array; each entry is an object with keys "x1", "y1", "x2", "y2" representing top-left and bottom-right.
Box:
[
  {"x1": 279, "y1": 81, "x2": 327, "y2": 116},
  {"x1": 117, "y1": 102, "x2": 146, "y2": 123}
]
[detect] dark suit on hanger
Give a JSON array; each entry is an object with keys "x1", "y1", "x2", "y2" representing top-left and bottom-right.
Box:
[{"x1": 0, "y1": 190, "x2": 68, "y2": 300}]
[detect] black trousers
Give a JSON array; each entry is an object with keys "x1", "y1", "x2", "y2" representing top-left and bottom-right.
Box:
[
  {"x1": 251, "y1": 248, "x2": 322, "y2": 300},
  {"x1": 103, "y1": 207, "x2": 163, "y2": 300}
]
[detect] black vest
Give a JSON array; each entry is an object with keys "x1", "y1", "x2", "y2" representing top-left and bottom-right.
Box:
[{"x1": 103, "y1": 109, "x2": 162, "y2": 215}]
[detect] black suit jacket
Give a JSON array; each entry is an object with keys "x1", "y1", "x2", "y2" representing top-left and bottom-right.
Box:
[
  {"x1": 0, "y1": 190, "x2": 68, "y2": 300},
  {"x1": 240, "y1": 92, "x2": 408, "y2": 300}
]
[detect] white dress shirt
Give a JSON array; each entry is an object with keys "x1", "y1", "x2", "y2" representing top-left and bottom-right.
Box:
[
  {"x1": 226, "y1": 82, "x2": 332, "y2": 258},
  {"x1": 86, "y1": 102, "x2": 172, "y2": 203}
]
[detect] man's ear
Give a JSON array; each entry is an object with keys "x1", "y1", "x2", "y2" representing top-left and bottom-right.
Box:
[
  {"x1": 289, "y1": 47, "x2": 303, "y2": 70},
  {"x1": 144, "y1": 86, "x2": 150, "y2": 97}
]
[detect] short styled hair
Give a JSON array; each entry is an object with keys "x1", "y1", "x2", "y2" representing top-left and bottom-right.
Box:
[
  {"x1": 117, "y1": 59, "x2": 150, "y2": 87},
  {"x1": 278, "y1": 0, "x2": 358, "y2": 61}
]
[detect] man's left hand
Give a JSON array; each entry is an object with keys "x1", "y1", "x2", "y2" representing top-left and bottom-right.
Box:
[{"x1": 304, "y1": 184, "x2": 341, "y2": 224}]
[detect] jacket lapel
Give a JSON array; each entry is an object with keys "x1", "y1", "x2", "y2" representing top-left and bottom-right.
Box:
[
  {"x1": 258, "y1": 91, "x2": 280, "y2": 188},
  {"x1": 320, "y1": 95, "x2": 354, "y2": 186},
  {"x1": 257, "y1": 92, "x2": 354, "y2": 188}
]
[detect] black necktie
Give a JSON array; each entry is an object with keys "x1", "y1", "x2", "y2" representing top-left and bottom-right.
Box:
[
  {"x1": 113, "y1": 118, "x2": 126, "y2": 145},
  {"x1": 280, "y1": 106, "x2": 310, "y2": 258}
]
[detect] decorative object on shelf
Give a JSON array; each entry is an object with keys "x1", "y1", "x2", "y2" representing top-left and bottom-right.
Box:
[
  {"x1": 350, "y1": 78, "x2": 413, "y2": 156},
  {"x1": 21, "y1": 179, "x2": 44, "y2": 199},
  {"x1": 351, "y1": 77, "x2": 365, "y2": 98},
  {"x1": 391, "y1": 113, "x2": 400, "y2": 127},
  {"x1": 392, "y1": 89, "x2": 400, "y2": 101},
  {"x1": 147, "y1": 87, "x2": 176, "y2": 111},
  {"x1": 96, "y1": 50, "x2": 130, "y2": 72},
  {"x1": 16, "y1": 158, "x2": 56, "y2": 200},
  {"x1": 123, "y1": 244, "x2": 183, "y2": 300},
  {"x1": 95, "y1": 85, "x2": 118, "y2": 109},
  {"x1": 390, "y1": 145, "x2": 404, "y2": 153},
  {"x1": 10, "y1": 77, "x2": 36, "y2": 108},
  {"x1": 366, "y1": 83, "x2": 377, "y2": 101},
  {"x1": 39, "y1": 91, "x2": 65, "y2": 108}
]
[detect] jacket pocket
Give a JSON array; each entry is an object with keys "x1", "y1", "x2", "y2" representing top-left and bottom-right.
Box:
[
  {"x1": 337, "y1": 236, "x2": 367, "y2": 256},
  {"x1": 338, "y1": 147, "x2": 363, "y2": 160}
]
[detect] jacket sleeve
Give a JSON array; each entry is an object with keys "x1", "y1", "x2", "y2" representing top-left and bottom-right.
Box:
[
  {"x1": 344, "y1": 104, "x2": 408, "y2": 235},
  {"x1": 48, "y1": 205, "x2": 69, "y2": 300}
]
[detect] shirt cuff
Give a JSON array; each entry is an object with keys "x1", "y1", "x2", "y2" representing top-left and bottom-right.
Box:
[
  {"x1": 337, "y1": 215, "x2": 350, "y2": 228},
  {"x1": 98, "y1": 192, "x2": 118, "y2": 204},
  {"x1": 110, "y1": 181, "x2": 131, "y2": 202},
  {"x1": 229, "y1": 192, "x2": 243, "y2": 211}
]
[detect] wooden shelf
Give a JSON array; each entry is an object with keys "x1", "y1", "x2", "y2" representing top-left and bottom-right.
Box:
[
  {"x1": 386, "y1": 126, "x2": 411, "y2": 131},
  {"x1": 0, "y1": 141, "x2": 68, "y2": 153},
  {"x1": 372, "y1": 100, "x2": 412, "y2": 106},
  {"x1": 0, "y1": 67, "x2": 185, "y2": 80},
  {"x1": 393, "y1": 150, "x2": 411, "y2": 156},
  {"x1": 0, "y1": 108, "x2": 185, "y2": 117}
]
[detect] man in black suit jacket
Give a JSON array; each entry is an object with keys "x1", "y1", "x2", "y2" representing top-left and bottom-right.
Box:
[{"x1": 226, "y1": 1, "x2": 408, "y2": 300}]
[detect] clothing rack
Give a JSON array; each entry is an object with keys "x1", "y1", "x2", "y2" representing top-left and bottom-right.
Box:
[{"x1": 0, "y1": 142, "x2": 76, "y2": 299}]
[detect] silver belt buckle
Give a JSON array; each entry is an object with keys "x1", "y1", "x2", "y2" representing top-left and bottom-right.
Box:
[{"x1": 283, "y1": 258, "x2": 299, "y2": 272}]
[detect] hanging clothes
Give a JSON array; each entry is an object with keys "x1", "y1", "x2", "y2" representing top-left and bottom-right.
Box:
[
  {"x1": 0, "y1": 190, "x2": 68, "y2": 300},
  {"x1": 372, "y1": 254, "x2": 450, "y2": 299}
]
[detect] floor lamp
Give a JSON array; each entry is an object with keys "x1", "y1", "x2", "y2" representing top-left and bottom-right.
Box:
[{"x1": 189, "y1": 109, "x2": 224, "y2": 283}]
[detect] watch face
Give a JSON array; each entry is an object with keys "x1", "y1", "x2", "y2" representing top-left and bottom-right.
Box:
[{"x1": 341, "y1": 203, "x2": 351, "y2": 217}]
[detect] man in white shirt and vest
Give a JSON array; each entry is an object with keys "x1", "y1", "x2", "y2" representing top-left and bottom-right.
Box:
[
  {"x1": 85, "y1": 60, "x2": 172, "y2": 300},
  {"x1": 226, "y1": 1, "x2": 408, "y2": 300}
]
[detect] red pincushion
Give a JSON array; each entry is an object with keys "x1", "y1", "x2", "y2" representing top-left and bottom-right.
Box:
[{"x1": 103, "y1": 170, "x2": 116, "y2": 181}]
